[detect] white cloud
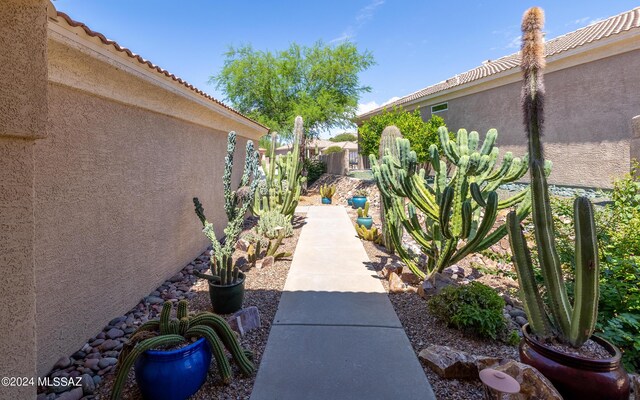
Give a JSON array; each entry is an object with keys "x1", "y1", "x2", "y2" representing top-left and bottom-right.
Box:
[
  {"x1": 331, "y1": 0, "x2": 385, "y2": 43},
  {"x1": 505, "y1": 35, "x2": 522, "y2": 49},
  {"x1": 357, "y1": 96, "x2": 401, "y2": 115}
]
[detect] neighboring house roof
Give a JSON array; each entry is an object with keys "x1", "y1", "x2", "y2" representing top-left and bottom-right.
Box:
[
  {"x1": 51, "y1": 10, "x2": 268, "y2": 132},
  {"x1": 276, "y1": 139, "x2": 358, "y2": 152},
  {"x1": 358, "y1": 7, "x2": 640, "y2": 120}
]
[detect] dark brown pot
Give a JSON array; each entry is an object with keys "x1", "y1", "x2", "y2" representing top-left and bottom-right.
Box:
[{"x1": 520, "y1": 324, "x2": 630, "y2": 400}]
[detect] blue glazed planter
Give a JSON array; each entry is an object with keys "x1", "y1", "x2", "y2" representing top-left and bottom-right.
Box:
[
  {"x1": 134, "y1": 337, "x2": 212, "y2": 400},
  {"x1": 356, "y1": 216, "x2": 373, "y2": 229},
  {"x1": 352, "y1": 196, "x2": 367, "y2": 209},
  {"x1": 347, "y1": 197, "x2": 353, "y2": 206},
  {"x1": 321, "y1": 197, "x2": 332, "y2": 204}
]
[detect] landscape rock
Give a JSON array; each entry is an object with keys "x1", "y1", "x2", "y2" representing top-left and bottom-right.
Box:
[
  {"x1": 379, "y1": 262, "x2": 402, "y2": 279},
  {"x1": 227, "y1": 306, "x2": 261, "y2": 336},
  {"x1": 80, "y1": 373, "x2": 95, "y2": 395},
  {"x1": 388, "y1": 271, "x2": 406, "y2": 293},
  {"x1": 488, "y1": 359, "x2": 562, "y2": 400},
  {"x1": 100, "y1": 339, "x2": 119, "y2": 351},
  {"x1": 257, "y1": 256, "x2": 274, "y2": 270},
  {"x1": 442, "y1": 265, "x2": 465, "y2": 279},
  {"x1": 515, "y1": 316, "x2": 528, "y2": 326},
  {"x1": 144, "y1": 295, "x2": 164, "y2": 305},
  {"x1": 417, "y1": 273, "x2": 454, "y2": 298},
  {"x1": 508, "y1": 308, "x2": 527, "y2": 319},
  {"x1": 56, "y1": 387, "x2": 83, "y2": 400},
  {"x1": 399, "y1": 266, "x2": 420, "y2": 284},
  {"x1": 98, "y1": 357, "x2": 117, "y2": 369},
  {"x1": 418, "y1": 345, "x2": 500, "y2": 379},
  {"x1": 235, "y1": 238, "x2": 249, "y2": 251},
  {"x1": 106, "y1": 328, "x2": 125, "y2": 339},
  {"x1": 53, "y1": 356, "x2": 72, "y2": 370},
  {"x1": 84, "y1": 359, "x2": 100, "y2": 371}
]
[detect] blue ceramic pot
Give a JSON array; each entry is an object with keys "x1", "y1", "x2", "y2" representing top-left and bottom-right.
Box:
[
  {"x1": 352, "y1": 196, "x2": 367, "y2": 209},
  {"x1": 347, "y1": 197, "x2": 353, "y2": 206},
  {"x1": 321, "y1": 197, "x2": 332, "y2": 204},
  {"x1": 134, "y1": 337, "x2": 212, "y2": 400},
  {"x1": 356, "y1": 216, "x2": 373, "y2": 229}
]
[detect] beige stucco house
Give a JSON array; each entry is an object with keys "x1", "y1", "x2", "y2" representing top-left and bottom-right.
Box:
[
  {"x1": 0, "y1": 1, "x2": 268, "y2": 398},
  {"x1": 357, "y1": 7, "x2": 640, "y2": 188}
]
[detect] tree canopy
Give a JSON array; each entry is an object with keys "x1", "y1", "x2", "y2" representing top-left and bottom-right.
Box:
[
  {"x1": 212, "y1": 41, "x2": 374, "y2": 140},
  {"x1": 358, "y1": 107, "x2": 446, "y2": 162},
  {"x1": 329, "y1": 133, "x2": 358, "y2": 142}
]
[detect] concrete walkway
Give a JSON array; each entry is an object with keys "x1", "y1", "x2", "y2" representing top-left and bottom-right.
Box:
[{"x1": 251, "y1": 206, "x2": 435, "y2": 400}]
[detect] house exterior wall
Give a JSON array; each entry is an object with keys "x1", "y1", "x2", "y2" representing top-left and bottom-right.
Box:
[
  {"x1": 419, "y1": 49, "x2": 640, "y2": 188},
  {"x1": 632, "y1": 115, "x2": 640, "y2": 167},
  {"x1": 0, "y1": 1, "x2": 267, "y2": 385}
]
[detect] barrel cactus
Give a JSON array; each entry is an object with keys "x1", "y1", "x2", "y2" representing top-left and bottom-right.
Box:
[{"x1": 506, "y1": 7, "x2": 599, "y2": 347}]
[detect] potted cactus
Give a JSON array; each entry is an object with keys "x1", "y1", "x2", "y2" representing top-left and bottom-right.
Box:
[
  {"x1": 319, "y1": 184, "x2": 336, "y2": 204},
  {"x1": 356, "y1": 201, "x2": 373, "y2": 229},
  {"x1": 352, "y1": 189, "x2": 368, "y2": 209},
  {"x1": 110, "y1": 301, "x2": 254, "y2": 400},
  {"x1": 506, "y1": 8, "x2": 629, "y2": 400},
  {"x1": 193, "y1": 131, "x2": 259, "y2": 314}
]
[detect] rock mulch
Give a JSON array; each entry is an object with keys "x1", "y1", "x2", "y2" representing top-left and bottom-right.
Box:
[{"x1": 39, "y1": 214, "x2": 304, "y2": 400}]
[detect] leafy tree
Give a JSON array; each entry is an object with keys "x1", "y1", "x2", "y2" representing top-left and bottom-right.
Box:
[
  {"x1": 212, "y1": 42, "x2": 375, "y2": 140},
  {"x1": 323, "y1": 145, "x2": 344, "y2": 154},
  {"x1": 358, "y1": 107, "x2": 446, "y2": 162},
  {"x1": 329, "y1": 133, "x2": 357, "y2": 142}
]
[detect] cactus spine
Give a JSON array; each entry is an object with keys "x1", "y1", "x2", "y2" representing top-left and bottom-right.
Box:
[
  {"x1": 378, "y1": 126, "x2": 404, "y2": 253},
  {"x1": 506, "y1": 7, "x2": 599, "y2": 347},
  {"x1": 193, "y1": 131, "x2": 259, "y2": 286},
  {"x1": 371, "y1": 123, "x2": 541, "y2": 280},
  {"x1": 111, "y1": 301, "x2": 255, "y2": 399},
  {"x1": 252, "y1": 116, "x2": 307, "y2": 218}
]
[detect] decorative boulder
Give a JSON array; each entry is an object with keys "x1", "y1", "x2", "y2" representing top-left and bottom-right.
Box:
[
  {"x1": 226, "y1": 306, "x2": 261, "y2": 336},
  {"x1": 488, "y1": 360, "x2": 562, "y2": 400},
  {"x1": 418, "y1": 345, "x2": 501, "y2": 379},
  {"x1": 417, "y1": 273, "x2": 454, "y2": 299},
  {"x1": 388, "y1": 272, "x2": 406, "y2": 293}
]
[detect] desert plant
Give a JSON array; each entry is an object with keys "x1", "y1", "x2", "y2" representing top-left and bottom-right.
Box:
[
  {"x1": 193, "y1": 131, "x2": 259, "y2": 286},
  {"x1": 247, "y1": 231, "x2": 291, "y2": 266},
  {"x1": 252, "y1": 116, "x2": 306, "y2": 218},
  {"x1": 256, "y1": 210, "x2": 294, "y2": 239},
  {"x1": 506, "y1": 7, "x2": 599, "y2": 347},
  {"x1": 111, "y1": 300, "x2": 254, "y2": 399},
  {"x1": 371, "y1": 125, "x2": 542, "y2": 280},
  {"x1": 354, "y1": 189, "x2": 368, "y2": 198},
  {"x1": 319, "y1": 184, "x2": 336, "y2": 199},
  {"x1": 378, "y1": 126, "x2": 404, "y2": 253},
  {"x1": 428, "y1": 282, "x2": 506, "y2": 340},
  {"x1": 304, "y1": 158, "x2": 326, "y2": 185},
  {"x1": 357, "y1": 201, "x2": 370, "y2": 218},
  {"x1": 355, "y1": 224, "x2": 382, "y2": 244},
  {"x1": 323, "y1": 145, "x2": 344, "y2": 154}
]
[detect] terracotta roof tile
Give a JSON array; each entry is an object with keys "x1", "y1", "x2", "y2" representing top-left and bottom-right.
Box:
[
  {"x1": 53, "y1": 11, "x2": 268, "y2": 131},
  {"x1": 359, "y1": 7, "x2": 640, "y2": 118}
]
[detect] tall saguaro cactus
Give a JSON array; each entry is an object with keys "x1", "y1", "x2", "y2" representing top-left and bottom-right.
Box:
[
  {"x1": 378, "y1": 126, "x2": 404, "y2": 252},
  {"x1": 371, "y1": 125, "x2": 544, "y2": 280},
  {"x1": 506, "y1": 7, "x2": 599, "y2": 347},
  {"x1": 252, "y1": 116, "x2": 306, "y2": 218}
]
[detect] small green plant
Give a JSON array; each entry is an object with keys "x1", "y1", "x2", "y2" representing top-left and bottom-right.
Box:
[
  {"x1": 354, "y1": 189, "x2": 368, "y2": 198},
  {"x1": 428, "y1": 282, "x2": 506, "y2": 340},
  {"x1": 324, "y1": 146, "x2": 344, "y2": 155},
  {"x1": 304, "y1": 158, "x2": 326, "y2": 185},
  {"x1": 355, "y1": 225, "x2": 382, "y2": 244},
  {"x1": 357, "y1": 201, "x2": 370, "y2": 218},
  {"x1": 256, "y1": 210, "x2": 293, "y2": 239},
  {"x1": 597, "y1": 313, "x2": 640, "y2": 372},
  {"x1": 246, "y1": 231, "x2": 291, "y2": 266},
  {"x1": 319, "y1": 184, "x2": 336, "y2": 199},
  {"x1": 111, "y1": 301, "x2": 254, "y2": 399}
]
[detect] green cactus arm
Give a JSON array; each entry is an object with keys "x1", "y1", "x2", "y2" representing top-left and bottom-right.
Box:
[
  {"x1": 189, "y1": 313, "x2": 255, "y2": 377},
  {"x1": 185, "y1": 325, "x2": 233, "y2": 385},
  {"x1": 177, "y1": 300, "x2": 188, "y2": 320},
  {"x1": 439, "y1": 127, "x2": 459, "y2": 163},
  {"x1": 497, "y1": 188, "x2": 529, "y2": 210},
  {"x1": 450, "y1": 156, "x2": 470, "y2": 237},
  {"x1": 483, "y1": 152, "x2": 513, "y2": 182},
  {"x1": 456, "y1": 129, "x2": 469, "y2": 157},
  {"x1": 439, "y1": 187, "x2": 455, "y2": 240},
  {"x1": 506, "y1": 211, "x2": 553, "y2": 338},
  {"x1": 468, "y1": 131, "x2": 479, "y2": 152},
  {"x1": 110, "y1": 335, "x2": 186, "y2": 400},
  {"x1": 434, "y1": 238, "x2": 458, "y2": 273},
  {"x1": 391, "y1": 198, "x2": 434, "y2": 252},
  {"x1": 193, "y1": 198, "x2": 207, "y2": 226},
  {"x1": 568, "y1": 197, "x2": 600, "y2": 347},
  {"x1": 136, "y1": 320, "x2": 160, "y2": 332},
  {"x1": 159, "y1": 302, "x2": 172, "y2": 335},
  {"x1": 470, "y1": 182, "x2": 487, "y2": 207},
  {"x1": 460, "y1": 200, "x2": 472, "y2": 239},
  {"x1": 479, "y1": 129, "x2": 497, "y2": 156},
  {"x1": 386, "y1": 219, "x2": 427, "y2": 279},
  {"x1": 450, "y1": 191, "x2": 499, "y2": 264}
]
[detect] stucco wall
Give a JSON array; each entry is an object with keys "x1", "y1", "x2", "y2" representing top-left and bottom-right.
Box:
[
  {"x1": 320, "y1": 151, "x2": 349, "y2": 176},
  {"x1": 33, "y1": 83, "x2": 249, "y2": 375},
  {"x1": 420, "y1": 49, "x2": 640, "y2": 188},
  {"x1": 632, "y1": 115, "x2": 640, "y2": 167}
]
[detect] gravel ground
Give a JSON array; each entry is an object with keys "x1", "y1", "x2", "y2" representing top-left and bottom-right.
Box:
[{"x1": 94, "y1": 214, "x2": 305, "y2": 400}]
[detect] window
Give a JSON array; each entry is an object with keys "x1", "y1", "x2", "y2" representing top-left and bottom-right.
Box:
[{"x1": 431, "y1": 102, "x2": 448, "y2": 113}]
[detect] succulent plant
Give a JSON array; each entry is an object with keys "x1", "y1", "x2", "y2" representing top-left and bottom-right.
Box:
[
  {"x1": 378, "y1": 126, "x2": 404, "y2": 253},
  {"x1": 357, "y1": 201, "x2": 371, "y2": 218},
  {"x1": 246, "y1": 231, "x2": 291, "y2": 266},
  {"x1": 193, "y1": 131, "x2": 259, "y2": 287},
  {"x1": 355, "y1": 224, "x2": 382, "y2": 244},
  {"x1": 506, "y1": 7, "x2": 599, "y2": 347},
  {"x1": 319, "y1": 184, "x2": 336, "y2": 199},
  {"x1": 111, "y1": 301, "x2": 254, "y2": 399},
  {"x1": 354, "y1": 189, "x2": 369, "y2": 198},
  {"x1": 252, "y1": 116, "x2": 306, "y2": 218},
  {"x1": 256, "y1": 210, "x2": 294, "y2": 239}
]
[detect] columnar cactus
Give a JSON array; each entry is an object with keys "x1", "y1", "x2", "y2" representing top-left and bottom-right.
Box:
[
  {"x1": 111, "y1": 301, "x2": 255, "y2": 399},
  {"x1": 252, "y1": 116, "x2": 307, "y2": 218},
  {"x1": 378, "y1": 126, "x2": 404, "y2": 253},
  {"x1": 506, "y1": 7, "x2": 599, "y2": 347},
  {"x1": 193, "y1": 131, "x2": 259, "y2": 286},
  {"x1": 371, "y1": 124, "x2": 546, "y2": 280},
  {"x1": 319, "y1": 184, "x2": 336, "y2": 199},
  {"x1": 357, "y1": 201, "x2": 370, "y2": 218}
]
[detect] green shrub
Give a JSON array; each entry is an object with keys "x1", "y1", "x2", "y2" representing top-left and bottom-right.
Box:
[
  {"x1": 597, "y1": 313, "x2": 640, "y2": 372},
  {"x1": 329, "y1": 133, "x2": 357, "y2": 142},
  {"x1": 428, "y1": 282, "x2": 506, "y2": 340},
  {"x1": 304, "y1": 158, "x2": 326, "y2": 185},
  {"x1": 256, "y1": 210, "x2": 293, "y2": 239},
  {"x1": 323, "y1": 146, "x2": 344, "y2": 154}
]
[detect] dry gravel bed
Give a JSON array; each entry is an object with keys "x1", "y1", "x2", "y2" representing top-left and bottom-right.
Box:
[{"x1": 95, "y1": 214, "x2": 305, "y2": 400}]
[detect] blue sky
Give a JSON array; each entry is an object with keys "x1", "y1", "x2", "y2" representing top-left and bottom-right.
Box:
[{"x1": 53, "y1": 1, "x2": 639, "y2": 137}]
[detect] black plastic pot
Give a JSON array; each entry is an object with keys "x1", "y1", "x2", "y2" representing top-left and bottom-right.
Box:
[
  {"x1": 520, "y1": 324, "x2": 630, "y2": 400},
  {"x1": 208, "y1": 272, "x2": 245, "y2": 314}
]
